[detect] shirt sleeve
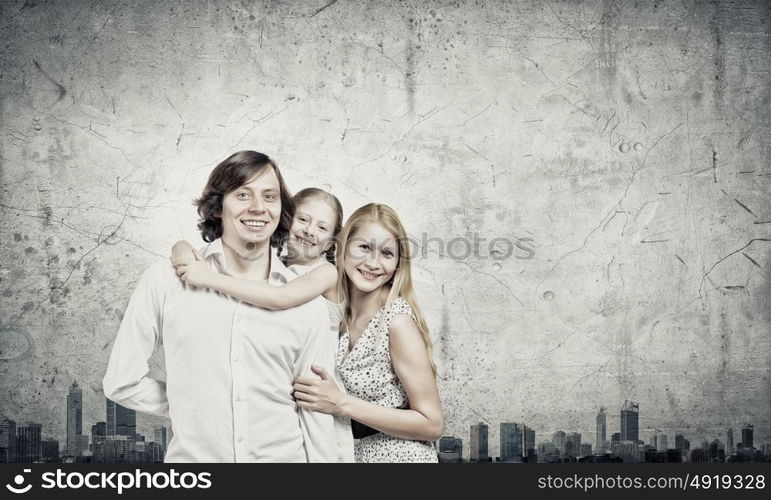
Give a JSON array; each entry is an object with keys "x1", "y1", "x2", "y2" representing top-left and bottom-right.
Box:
[
  {"x1": 102, "y1": 261, "x2": 170, "y2": 418},
  {"x1": 294, "y1": 300, "x2": 338, "y2": 462}
]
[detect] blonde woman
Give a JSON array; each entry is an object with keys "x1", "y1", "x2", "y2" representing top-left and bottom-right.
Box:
[{"x1": 293, "y1": 203, "x2": 442, "y2": 462}]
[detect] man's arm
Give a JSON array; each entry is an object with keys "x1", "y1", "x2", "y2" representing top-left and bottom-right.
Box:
[
  {"x1": 294, "y1": 301, "x2": 338, "y2": 462},
  {"x1": 102, "y1": 262, "x2": 170, "y2": 417}
]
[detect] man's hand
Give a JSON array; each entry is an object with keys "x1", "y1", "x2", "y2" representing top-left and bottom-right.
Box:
[{"x1": 293, "y1": 365, "x2": 349, "y2": 416}]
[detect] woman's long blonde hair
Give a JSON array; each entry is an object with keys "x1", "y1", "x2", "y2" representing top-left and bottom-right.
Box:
[{"x1": 335, "y1": 203, "x2": 436, "y2": 375}]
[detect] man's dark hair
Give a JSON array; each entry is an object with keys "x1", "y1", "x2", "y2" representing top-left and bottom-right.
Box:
[{"x1": 194, "y1": 150, "x2": 295, "y2": 247}]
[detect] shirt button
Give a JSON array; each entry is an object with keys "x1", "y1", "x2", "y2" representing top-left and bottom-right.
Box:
[{"x1": 238, "y1": 436, "x2": 244, "y2": 443}]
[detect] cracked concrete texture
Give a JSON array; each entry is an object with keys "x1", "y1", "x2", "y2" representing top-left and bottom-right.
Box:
[{"x1": 1, "y1": 0, "x2": 769, "y2": 455}]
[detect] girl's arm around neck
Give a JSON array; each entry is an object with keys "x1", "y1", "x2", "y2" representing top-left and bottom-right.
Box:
[{"x1": 200, "y1": 261, "x2": 337, "y2": 310}]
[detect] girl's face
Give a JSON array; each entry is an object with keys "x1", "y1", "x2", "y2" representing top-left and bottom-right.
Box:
[
  {"x1": 286, "y1": 198, "x2": 338, "y2": 264},
  {"x1": 344, "y1": 222, "x2": 399, "y2": 294}
]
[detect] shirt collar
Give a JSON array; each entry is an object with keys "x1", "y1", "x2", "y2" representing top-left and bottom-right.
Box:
[{"x1": 200, "y1": 238, "x2": 291, "y2": 284}]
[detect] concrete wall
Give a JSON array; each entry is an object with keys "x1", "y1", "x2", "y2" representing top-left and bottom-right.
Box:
[{"x1": 1, "y1": 0, "x2": 769, "y2": 453}]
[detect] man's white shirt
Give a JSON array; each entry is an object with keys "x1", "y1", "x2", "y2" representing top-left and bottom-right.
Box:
[{"x1": 103, "y1": 239, "x2": 337, "y2": 462}]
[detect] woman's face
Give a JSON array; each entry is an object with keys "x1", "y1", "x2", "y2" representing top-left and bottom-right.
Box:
[
  {"x1": 286, "y1": 197, "x2": 338, "y2": 264},
  {"x1": 344, "y1": 222, "x2": 399, "y2": 294}
]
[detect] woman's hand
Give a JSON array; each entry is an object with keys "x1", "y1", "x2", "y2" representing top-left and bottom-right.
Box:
[
  {"x1": 293, "y1": 366, "x2": 349, "y2": 416},
  {"x1": 175, "y1": 260, "x2": 214, "y2": 288}
]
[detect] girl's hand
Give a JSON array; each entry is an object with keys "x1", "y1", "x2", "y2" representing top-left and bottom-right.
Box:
[
  {"x1": 171, "y1": 240, "x2": 201, "y2": 267},
  {"x1": 293, "y1": 365, "x2": 348, "y2": 416},
  {"x1": 175, "y1": 260, "x2": 213, "y2": 288}
]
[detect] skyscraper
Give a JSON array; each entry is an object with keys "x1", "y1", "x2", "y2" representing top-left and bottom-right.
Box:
[
  {"x1": 726, "y1": 428, "x2": 734, "y2": 456},
  {"x1": 566, "y1": 432, "x2": 582, "y2": 458},
  {"x1": 41, "y1": 440, "x2": 59, "y2": 462},
  {"x1": 620, "y1": 400, "x2": 639, "y2": 442},
  {"x1": 0, "y1": 419, "x2": 16, "y2": 463},
  {"x1": 500, "y1": 423, "x2": 522, "y2": 463},
  {"x1": 106, "y1": 399, "x2": 137, "y2": 438},
  {"x1": 470, "y1": 422, "x2": 489, "y2": 462},
  {"x1": 741, "y1": 424, "x2": 753, "y2": 449},
  {"x1": 552, "y1": 431, "x2": 566, "y2": 456},
  {"x1": 154, "y1": 426, "x2": 167, "y2": 461},
  {"x1": 523, "y1": 425, "x2": 536, "y2": 460},
  {"x1": 709, "y1": 439, "x2": 726, "y2": 462},
  {"x1": 16, "y1": 423, "x2": 42, "y2": 463},
  {"x1": 154, "y1": 427, "x2": 167, "y2": 450},
  {"x1": 596, "y1": 407, "x2": 607, "y2": 453},
  {"x1": 656, "y1": 431, "x2": 668, "y2": 451},
  {"x1": 675, "y1": 433, "x2": 689, "y2": 459},
  {"x1": 66, "y1": 381, "x2": 83, "y2": 456},
  {"x1": 91, "y1": 422, "x2": 107, "y2": 462}
]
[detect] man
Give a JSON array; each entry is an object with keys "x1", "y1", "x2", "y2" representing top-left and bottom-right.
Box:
[{"x1": 103, "y1": 150, "x2": 337, "y2": 462}]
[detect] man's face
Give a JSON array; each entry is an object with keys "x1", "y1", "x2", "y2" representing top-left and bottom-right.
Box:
[{"x1": 220, "y1": 166, "x2": 282, "y2": 252}]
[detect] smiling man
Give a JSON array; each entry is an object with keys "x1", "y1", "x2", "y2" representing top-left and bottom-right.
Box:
[{"x1": 103, "y1": 150, "x2": 337, "y2": 462}]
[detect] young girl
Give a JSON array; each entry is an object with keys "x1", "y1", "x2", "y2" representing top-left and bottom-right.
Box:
[
  {"x1": 174, "y1": 202, "x2": 443, "y2": 462},
  {"x1": 294, "y1": 203, "x2": 443, "y2": 462}
]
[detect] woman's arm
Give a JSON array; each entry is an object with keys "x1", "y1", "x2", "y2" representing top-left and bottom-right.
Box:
[
  {"x1": 176, "y1": 260, "x2": 337, "y2": 310},
  {"x1": 293, "y1": 313, "x2": 444, "y2": 442}
]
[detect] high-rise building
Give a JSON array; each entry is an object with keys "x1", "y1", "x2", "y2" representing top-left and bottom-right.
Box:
[
  {"x1": 596, "y1": 407, "x2": 607, "y2": 453},
  {"x1": 78, "y1": 435, "x2": 90, "y2": 459},
  {"x1": 675, "y1": 434, "x2": 689, "y2": 461},
  {"x1": 652, "y1": 431, "x2": 667, "y2": 451},
  {"x1": 726, "y1": 428, "x2": 734, "y2": 456},
  {"x1": 580, "y1": 443, "x2": 593, "y2": 458},
  {"x1": 91, "y1": 422, "x2": 107, "y2": 462},
  {"x1": 709, "y1": 439, "x2": 725, "y2": 462},
  {"x1": 537, "y1": 442, "x2": 560, "y2": 463},
  {"x1": 41, "y1": 440, "x2": 59, "y2": 462},
  {"x1": 0, "y1": 419, "x2": 16, "y2": 463},
  {"x1": 92, "y1": 422, "x2": 107, "y2": 440},
  {"x1": 741, "y1": 424, "x2": 753, "y2": 449},
  {"x1": 16, "y1": 423, "x2": 42, "y2": 462},
  {"x1": 106, "y1": 399, "x2": 115, "y2": 435},
  {"x1": 154, "y1": 427, "x2": 167, "y2": 450},
  {"x1": 147, "y1": 441, "x2": 164, "y2": 463},
  {"x1": 523, "y1": 425, "x2": 536, "y2": 460},
  {"x1": 566, "y1": 432, "x2": 582, "y2": 458},
  {"x1": 102, "y1": 435, "x2": 133, "y2": 463},
  {"x1": 612, "y1": 440, "x2": 643, "y2": 463},
  {"x1": 438, "y1": 436, "x2": 463, "y2": 463},
  {"x1": 470, "y1": 422, "x2": 489, "y2": 462},
  {"x1": 66, "y1": 381, "x2": 83, "y2": 456},
  {"x1": 620, "y1": 400, "x2": 639, "y2": 443},
  {"x1": 106, "y1": 399, "x2": 137, "y2": 438},
  {"x1": 500, "y1": 423, "x2": 523, "y2": 463},
  {"x1": 690, "y1": 448, "x2": 709, "y2": 463},
  {"x1": 552, "y1": 431, "x2": 566, "y2": 456}
]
